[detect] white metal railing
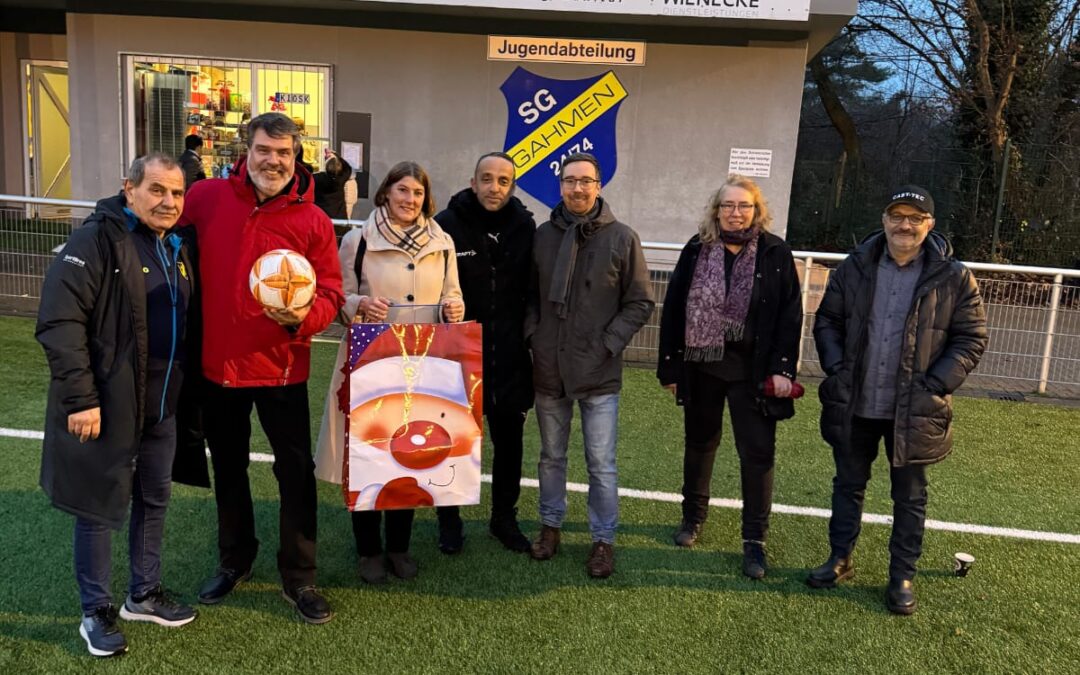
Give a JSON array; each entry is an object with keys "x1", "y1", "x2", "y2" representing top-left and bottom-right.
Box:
[
  {"x1": 634, "y1": 242, "x2": 1080, "y2": 397},
  {"x1": 3, "y1": 194, "x2": 1079, "y2": 396}
]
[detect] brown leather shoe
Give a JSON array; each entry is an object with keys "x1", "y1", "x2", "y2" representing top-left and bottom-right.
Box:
[
  {"x1": 586, "y1": 542, "x2": 615, "y2": 579},
  {"x1": 530, "y1": 525, "x2": 561, "y2": 561}
]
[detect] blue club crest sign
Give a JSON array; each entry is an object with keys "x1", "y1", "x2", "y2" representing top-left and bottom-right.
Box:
[{"x1": 500, "y1": 67, "x2": 628, "y2": 209}]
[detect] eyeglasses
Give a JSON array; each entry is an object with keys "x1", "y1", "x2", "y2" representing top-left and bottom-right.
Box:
[
  {"x1": 560, "y1": 177, "x2": 599, "y2": 188},
  {"x1": 886, "y1": 213, "x2": 932, "y2": 226},
  {"x1": 720, "y1": 202, "x2": 755, "y2": 213}
]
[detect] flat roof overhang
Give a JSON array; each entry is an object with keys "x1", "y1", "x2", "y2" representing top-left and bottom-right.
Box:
[{"x1": 0, "y1": 0, "x2": 855, "y2": 60}]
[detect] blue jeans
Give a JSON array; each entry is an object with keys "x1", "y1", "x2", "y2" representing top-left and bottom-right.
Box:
[
  {"x1": 535, "y1": 392, "x2": 620, "y2": 544},
  {"x1": 74, "y1": 416, "x2": 176, "y2": 613}
]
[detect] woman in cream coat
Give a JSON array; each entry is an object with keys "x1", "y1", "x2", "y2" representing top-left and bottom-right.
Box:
[{"x1": 315, "y1": 161, "x2": 464, "y2": 584}]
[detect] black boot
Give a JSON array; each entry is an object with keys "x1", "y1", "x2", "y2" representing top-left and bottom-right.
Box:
[
  {"x1": 489, "y1": 510, "x2": 530, "y2": 553},
  {"x1": 886, "y1": 578, "x2": 916, "y2": 615},
  {"x1": 673, "y1": 520, "x2": 703, "y2": 548},
  {"x1": 742, "y1": 540, "x2": 767, "y2": 580},
  {"x1": 806, "y1": 555, "x2": 854, "y2": 589},
  {"x1": 437, "y1": 507, "x2": 465, "y2": 555}
]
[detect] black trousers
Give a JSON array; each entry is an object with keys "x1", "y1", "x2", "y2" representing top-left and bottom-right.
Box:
[
  {"x1": 351, "y1": 509, "x2": 415, "y2": 556},
  {"x1": 436, "y1": 405, "x2": 528, "y2": 526},
  {"x1": 828, "y1": 416, "x2": 929, "y2": 581},
  {"x1": 681, "y1": 372, "x2": 777, "y2": 542},
  {"x1": 202, "y1": 382, "x2": 317, "y2": 589}
]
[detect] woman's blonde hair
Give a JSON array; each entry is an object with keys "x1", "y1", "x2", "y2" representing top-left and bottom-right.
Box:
[{"x1": 698, "y1": 174, "x2": 773, "y2": 244}]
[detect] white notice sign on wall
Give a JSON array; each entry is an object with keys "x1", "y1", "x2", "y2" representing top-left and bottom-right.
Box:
[{"x1": 728, "y1": 148, "x2": 772, "y2": 178}]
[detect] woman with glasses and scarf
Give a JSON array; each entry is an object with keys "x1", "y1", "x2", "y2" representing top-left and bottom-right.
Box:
[
  {"x1": 657, "y1": 174, "x2": 802, "y2": 579},
  {"x1": 314, "y1": 161, "x2": 464, "y2": 584}
]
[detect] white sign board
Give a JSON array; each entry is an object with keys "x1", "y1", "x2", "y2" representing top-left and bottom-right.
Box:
[
  {"x1": 488, "y1": 36, "x2": 646, "y2": 66},
  {"x1": 341, "y1": 142, "x2": 363, "y2": 172},
  {"x1": 728, "y1": 148, "x2": 772, "y2": 178},
  {"x1": 356, "y1": 0, "x2": 809, "y2": 22}
]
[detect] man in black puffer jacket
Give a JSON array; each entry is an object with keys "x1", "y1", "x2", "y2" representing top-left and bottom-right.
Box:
[
  {"x1": 807, "y1": 185, "x2": 988, "y2": 615},
  {"x1": 434, "y1": 152, "x2": 536, "y2": 554}
]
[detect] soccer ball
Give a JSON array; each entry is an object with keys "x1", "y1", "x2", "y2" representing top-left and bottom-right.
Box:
[{"x1": 249, "y1": 249, "x2": 316, "y2": 310}]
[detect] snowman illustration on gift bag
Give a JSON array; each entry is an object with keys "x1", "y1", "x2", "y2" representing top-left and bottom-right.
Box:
[{"x1": 342, "y1": 323, "x2": 483, "y2": 511}]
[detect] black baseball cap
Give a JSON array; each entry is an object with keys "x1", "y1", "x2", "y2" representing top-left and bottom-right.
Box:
[{"x1": 886, "y1": 185, "x2": 934, "y2": 216}]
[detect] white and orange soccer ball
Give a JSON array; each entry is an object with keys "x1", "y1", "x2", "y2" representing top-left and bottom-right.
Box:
[{"x1": 249, "y1": 249, "x2": 317, "y2": 311}]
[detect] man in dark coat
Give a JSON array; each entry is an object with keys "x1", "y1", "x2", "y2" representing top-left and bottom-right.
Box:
[
  {"x1": 807, "y1": 185, "x2": 988, "y2": 615},
  {"x1": 525, "y1": 153, "x2": 655, "y2": 579},
  {"x1": 178, "y1": 134, "x2": 206, "y2": 189},
  {"x1": 37, "y1": 153, "x2": 199, "y2": 657},
  {"x1": 434, "y1": 152, "x2": 536, "y2": 554}
]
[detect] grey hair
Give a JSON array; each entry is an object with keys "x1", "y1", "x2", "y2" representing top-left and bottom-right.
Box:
[{"x1": 127, "y1": 152, "x2": 180, "y2": 187}]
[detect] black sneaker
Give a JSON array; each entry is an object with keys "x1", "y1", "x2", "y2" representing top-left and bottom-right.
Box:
[
  {"x1": 120, "y1": 586, "x2": 198, "y2": 627},
  {"x1": 281, "y1": 586, "x2": 333, "y2": 625},
  {"x1": 79, "y1": 605, "x2": 128, "y2": 657}
]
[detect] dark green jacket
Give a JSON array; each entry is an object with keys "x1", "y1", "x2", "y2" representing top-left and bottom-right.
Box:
[{"x1": 525, "y1": 200, "x2": 654, "y2": 400}]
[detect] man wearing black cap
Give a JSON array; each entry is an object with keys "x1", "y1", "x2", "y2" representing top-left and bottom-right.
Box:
[{"x1": 807, "y1": 185, "x2": 988, "y2": 614}]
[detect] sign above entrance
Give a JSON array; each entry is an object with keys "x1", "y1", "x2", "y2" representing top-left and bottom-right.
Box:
[
  {"x1": 357, "y1": 0, "x2": 810, "y2": 22},
  {"x1": 501, "y1": 67, "x2": 628, "y2": 209},
  {"x1": 488, "y1": 36, "x2": 646, "y2": 66}
]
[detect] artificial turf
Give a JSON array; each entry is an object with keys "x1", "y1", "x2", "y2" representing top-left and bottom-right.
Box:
[{"x1": 0, "y1": 315, "x2": 1077, "y2": 673}]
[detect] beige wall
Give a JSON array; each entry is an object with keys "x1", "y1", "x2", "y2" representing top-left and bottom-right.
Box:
[
  {"x1": 0, "y1": 32, "x2": 66, "y2": 196},
  {"x1": 66, "y1": 14, "x2": 807, "y2": 240}
]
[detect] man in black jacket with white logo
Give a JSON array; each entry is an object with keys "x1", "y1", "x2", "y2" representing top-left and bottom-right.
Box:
[
  {"x1": 37, "y1": 153, "x2": 199, "y2": 656},
  {"x1": 807, "y1": 185, "x2": 988, "y2": 615},
  {"x1": 434, "y1": 152, "x2": 536, "y2": 553}
]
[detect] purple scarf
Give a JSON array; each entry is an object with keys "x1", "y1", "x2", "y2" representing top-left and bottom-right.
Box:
[{"x1": 684, "y1": 228, "x2": 759, "y2": 362}]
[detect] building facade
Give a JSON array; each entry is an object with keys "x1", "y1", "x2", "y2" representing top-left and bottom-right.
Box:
[{"x1": 1, "y1": 0, "x2": 855, "y2": 240}]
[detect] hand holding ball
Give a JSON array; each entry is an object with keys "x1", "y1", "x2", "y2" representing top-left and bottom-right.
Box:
[{"x1": 250, "y1": 249, "x2": 316, "y2": 311}]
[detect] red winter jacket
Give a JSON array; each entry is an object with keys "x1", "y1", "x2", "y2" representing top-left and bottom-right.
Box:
[{"x1": 180, "y1": 158, "x2": 344, "y2": 387}]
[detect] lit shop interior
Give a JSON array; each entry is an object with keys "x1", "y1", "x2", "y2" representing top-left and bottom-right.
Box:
[{"x1": 124, "y1": 56, "x2": 330, "y2": 177}]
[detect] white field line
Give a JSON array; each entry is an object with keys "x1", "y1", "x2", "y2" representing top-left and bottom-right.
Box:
[{"x1": 4, "y1": 427, "x2": 1078, "y2": 545}]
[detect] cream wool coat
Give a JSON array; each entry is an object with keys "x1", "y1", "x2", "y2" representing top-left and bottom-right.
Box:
[{"x1": 313, "y1": 211, "x2": 464, "y2": 484}]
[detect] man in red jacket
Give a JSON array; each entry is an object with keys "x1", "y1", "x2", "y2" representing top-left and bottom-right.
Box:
[{"x1": 181, "y1": 113, "x2": 344, "y2": 624}]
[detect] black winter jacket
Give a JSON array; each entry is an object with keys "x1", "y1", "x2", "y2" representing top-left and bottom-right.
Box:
[
  {"x1": 313, "y1": 156, "x2": 353, "y2": 220},
  {"x1": 179, "y1": 149, "x2": 206, "y2": 190},
  {"x1": 657, "y1": 232, "x2": 802, "y2": 419},
  {"x1": 813, "y1": 230, "x2": 988, "y2": 467},
  {"x1": 36, "y1": 194, "x2": 199, "y2": 528},
  {"x1": 437, "y1": 189, "x2": 536, "y2": 413}
]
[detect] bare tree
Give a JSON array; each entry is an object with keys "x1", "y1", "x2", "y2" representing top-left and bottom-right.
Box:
[{"x1": 859, "y1": 0, "x2": 1079, "y2": 168}]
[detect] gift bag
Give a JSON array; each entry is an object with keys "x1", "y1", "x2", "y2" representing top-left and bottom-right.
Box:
[{"x1": 343, "y1": 322, "x2": 483, "y2": 511}]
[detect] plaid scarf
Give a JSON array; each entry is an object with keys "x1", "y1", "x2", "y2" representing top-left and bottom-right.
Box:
[
  {"x1": 684, "y1": 231, "x2": 759, "y2": 362},
  {"x1": 373, "y1": 205, "x2": 432, "y2": 256}
]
